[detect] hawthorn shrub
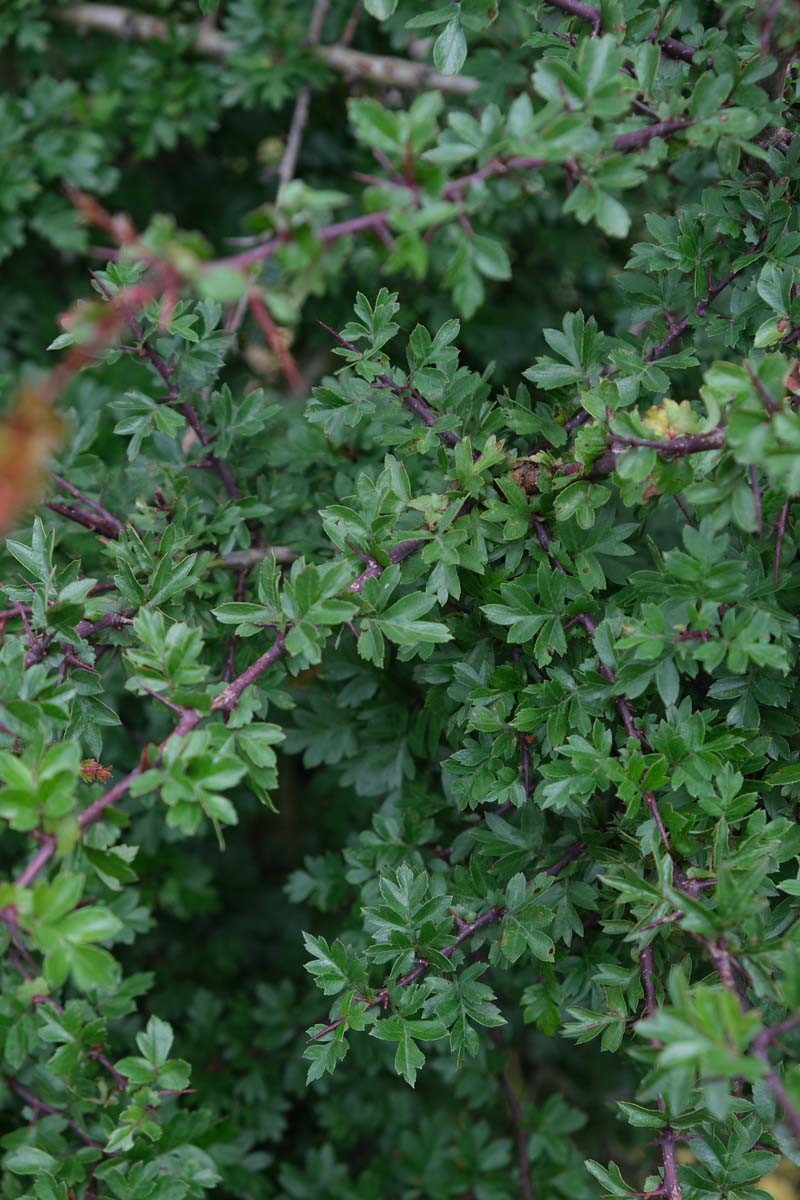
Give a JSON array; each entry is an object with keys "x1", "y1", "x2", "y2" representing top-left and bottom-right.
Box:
[{"x1": 1, "y1": 1, "x2": 800, "y2": 1198}]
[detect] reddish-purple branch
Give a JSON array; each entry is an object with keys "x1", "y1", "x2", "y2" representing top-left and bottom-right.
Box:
[
  {"x1": 542, "y1": 840, "x2": 586, "y2": 875},
  {"x1": 310, "y1": 843, "x2": 585, "y2": 1043},
  {"x1": 749, "y1": 466, "x2": 763, "y2": 537},
  {"x1": 588, "y1": 426, "x2": 727, "y2": 479},
  {"x1": 640, "y1": 945, "x2": 659, "y2": 1022},
  {"x1": 90, "y1": 270, "x2": 241, "y2": 500},
  {"x1": 682, "y1": 929, "x2": 800, "y2": 1143},
  {"x1": 639, "y1": 948, "x2": 683, "y2": 1199},
  {"x1": 248, "y1": 291, "x2": 305, "y2": 397},
  {"x1": 77, "y1": 767, "x2": 142, "y2": 831},
  {"x1": 210, "y1": 634, "x2": 287, "y2": 715},
  {"x1": 543, "y1": 0, "x2": 701, "y2": 63},
  {"x1": 51, "y1": 474, "x2": 124, "y2": 536},
  {"x1": 490, "y1": 1029, "x2": 533, "y2": 1200},
  {"x1": 660, "y1": 1134, "x2": 684, "y2": 1200},
  {"x1": 746, "y1": 362, "x2": 781, "y2": 414},
  {"x1": 534, "y1": 524, "x2": 649, "y2": 743},
  {"x1": 543, "y1": 0, "x2": 601, "y2": 32},
  {"x1": 318, "y1": 319, "x2": 460, "y2": 448},
  {"x1": 308, "y1": 904, "x2": 507, "y2": 1043},
  {"x1": 16, "y1": 838, "x2": 58, "y2": 889},
  {"x1": 45, "y1": 501, "x2": 121, "y2": 540},
  {"x1": 562, "y1": 237, "x2": 765, "y2": 435},
  {"x1": 216, "y1": 158, "x2": 546, "y2": 271},
  {"x1": 658, "y1": 35, "x2": 699, "y2": 64},
  {"x1": 644, "y1": 239, "x2": 764, "y2": 364},
  {"x1": 74, "y1": 608, "x2": 135, "y2": 640},
  {"x1": 645, "y1": 790, "x2": 670, "y2": 851},
  {"x1": 774, "y1": 500, "x2": 790, "y2": 586},
  {"x1": 5, "y1": 1076, "x2": 103, "y2": 1148},
  {"x1": 613, "y1": 119, "x2": 690, "y2": 151}
]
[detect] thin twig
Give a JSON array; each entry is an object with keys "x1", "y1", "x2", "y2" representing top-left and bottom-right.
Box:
[
  {"x1": 224, "y1": 566, "x2": 250, "y2": 682},
  {"x1": 45, "y1": 501, "x2": 121, "y2": 540},
  {"x1": 645, "y1": 239, "x2": 766, "y2": 363},
  {"x1": 5, "y1": 1076, "x2": 103, "y2": 1148},
  {"x1": 708, "y1": 940, "x2": 800, "y2": 1141},
  {"x1": 746, "y1": 362, "x2": 780, "y2": 414},
  {"x1": 310, "y1": 846, "x2": 585, "y2": 1043},
  {"x1": 276, "y1": 0, "x2": 330, "y2": 197},
  {"x1": 543, "y1": 0, "x2": 702, "y2": 61},
  {"x1": 674, "y1": 495, "x2": 697, "y2": 527},
  {"x1": 248, "y1": 291, "x2": 304, "y2": 397},
  {"x1": 613, "y1": 119, "x2": 690, "y2": 151},
  {"x1": 774, "y1": 500, "x2": 790, "y2": 586},
  {"x1": 214, "y1": 158, "x2": 546, "y2": 270},
  {"x1": 318, "y1": 320, "x2": 459, "y2": 447},
  {"x1": 587, "y1": 427, "x2": 727, "y2": 480},
  {"x1": 639, "y1": 948, "x2": 683, "y2": 1200},
  {"x1": 52, "y1": 5, "x2": 481, "y2": 94},
  {"x1": 749, "y1": 466, "x2": 763, "y2": 537},
  {"x1": 89, "y1": 270, "x2": 241, "y2": 499},
  {"x1": 645, "y1": 791, "x2": 670, "y2": 851},
  {"x1": 51, "y1": 474, "x2": 124, "y2": 535},
  {"x1": 490, "y1": 1030, "x2": 532, "y2": 1200}
]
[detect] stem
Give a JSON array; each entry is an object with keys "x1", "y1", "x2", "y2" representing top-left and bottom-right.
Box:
[
  {"x1": 588, "y1": 427, "x2": 727, "y2": 480},
  {"x1": 210, "y1": 633, "x2": 287, "y2": 714},
  {"x1": 88, "y1": 1047, "x2": 127, "y2": 1089},
  {"x1": 276, "y1": 0, "x2": 330, "y2": 196},
  {"x1": 645, "y1": 791, "x2": 670, "y2": 851},
  {"x1": 90, "y1": 270, "x2": 241, "y2": 500},
  {"x1": 613, "y1": 428, "x2": 727, "y2": 454},
  {"x1": 613, "y1": 119, "x2": 690, "y2": 151},
  {"x1": 77, "y1": 767, "x2": 143, "y2": 831},
  {"x1": 74, "y1": 608, "x2": 134, "y2": 640},
  {"x1": 746, "y1": 362, "x2": 780, "y2": 414},
  {"x1": 640, "y1": 949, "x2": 683, "y2": 1199},
  {"x1": 490, "y1": 1031, "x2": 533, "y2": 1200},
  {"x1": 645, "y1": 249, "x2": 761, "y2": 364},
  {"x1": 543, "y1": 0, "x2": 601, "y2": 33},
  {"x1": 45, "y1": 501, "x2": 121, "y2": 540},
  {"x1": 310, "y1": 847, "x2": 584, "y2": 1043},
  {"x1": 52, "y1": 5, "x2": 480, "y2": 94},
  {"x1": 543, "y1": 0, "x2": 701, "y2": 61},
  {"x1": 536, "y1": 529, "x2": 649, "y2": 745},
  {"x1": 674, "y1": 494, "x2": 696, "y2": 527},
  {"x1": 774, "y1": 499, "x2": 790, "y2": 586},
  {"x1": 5, "y1": 1076, "x2": 103, "y2": 1148},
  {"x1": 660, "y1": 1133, "x2": 683, "y2": 1200},
  {"x1": 318, "y1": 320, "x2": 460, "y2": 447},
  {"x1": 217, "y1": 158, "x2": 545, "y2": 270},
  {"x1": 248, "y1": 291, "x2": 304, "y2": 397},
  {"x1": 749, "y1": 466, "x2": 763, "y2": 537},
  {"x1": 542, "y1": 840, "x2": 585, "y2": 875},
  {"x1": 17, "y1": 838, "x2": 58, "y2": 888},
  {"x1": 51, "y1": 474, "x2": 124, "y2": 535}
]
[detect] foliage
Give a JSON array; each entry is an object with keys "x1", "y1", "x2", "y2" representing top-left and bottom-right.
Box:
[{"x1": 1, "y1": 1, "x2": 800, "y2": 1198}]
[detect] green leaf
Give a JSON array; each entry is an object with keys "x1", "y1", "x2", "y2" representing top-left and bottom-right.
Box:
[
  {"x1": 136, "y1": 1015, "x2": 174, "y2": 1066},
  {"x1": 364, "y1": 0, "x2": 398, "y2": 16},
  {"x1": 768, "y1": 764, "x2": 800, "y2": 785},
  {"x1": 584, "y1": 1159, "x2": 634, "y2": 1197},
  {"x1": 433, "y1": 17, "x2": 467, "y2": 75},
  {"x1": 57, "y1": 905, "x2": 122, "y2": 943},
  {"x1": 5, "y1": 1147, "x2": 57, "y2": 1175}
]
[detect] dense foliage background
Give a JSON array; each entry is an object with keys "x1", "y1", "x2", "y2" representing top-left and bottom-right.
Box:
[{"x1": 1, "y1": 1, "x2": 800, "y2": 1197}]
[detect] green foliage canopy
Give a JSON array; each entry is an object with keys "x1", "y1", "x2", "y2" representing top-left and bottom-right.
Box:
[{"x1": 1, "y1": 1, "x2": 800, "y2": 1198}]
